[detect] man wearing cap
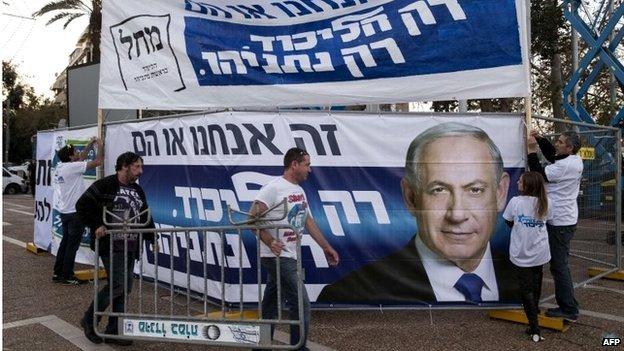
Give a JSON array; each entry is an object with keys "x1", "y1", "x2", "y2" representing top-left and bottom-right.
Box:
[{"x1": 52, "y1": 137, "x2": 103, "y2": 285}]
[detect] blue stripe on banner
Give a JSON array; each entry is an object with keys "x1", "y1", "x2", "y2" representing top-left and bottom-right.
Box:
[
  {"x1": 184, "y1": 0, "x2": 521, "y2": 86},
  {"x1": 141, "y1": 165, "x2": 523, "y2": 284}
]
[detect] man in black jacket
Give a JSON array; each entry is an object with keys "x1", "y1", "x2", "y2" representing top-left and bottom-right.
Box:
[{"x1": 76, "y1": 152, "x2": 155, "y2": 345}]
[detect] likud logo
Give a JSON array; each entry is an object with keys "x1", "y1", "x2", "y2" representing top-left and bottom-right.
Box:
[
  {"x1": 602, "y1": 332, "x2": 621, "y2": 346},
  {"x1": 202, "y1": 325, "x2": 221, "y2": 341}
]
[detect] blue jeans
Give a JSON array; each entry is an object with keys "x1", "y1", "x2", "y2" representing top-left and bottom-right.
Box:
[
  {"x1": 260, "y1": 257, "x2": 310, "y2": 350},
  {"x1": 83, "y1": 252, "x2": 135, "y2": 334},
  {"x1": 547, "y1": 224, "x2": 579, "y2": 315},
  {"x1": 53, "y1": 212, "x2": 84, "y2": 279}
]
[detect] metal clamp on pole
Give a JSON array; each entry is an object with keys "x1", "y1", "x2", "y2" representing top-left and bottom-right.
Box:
[
  {"x1": 227, "y1": 198, "x2": 288, "y2": 226},
  {"x1": 102, "y1": 207, "x2": 152, "y2": 227}
]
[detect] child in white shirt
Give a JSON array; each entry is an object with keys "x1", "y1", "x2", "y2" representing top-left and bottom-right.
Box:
[{"x1": 503, "y1": 171, "x2": 551, "y2": 342}]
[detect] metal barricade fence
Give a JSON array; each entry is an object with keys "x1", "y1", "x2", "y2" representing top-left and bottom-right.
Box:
[
  {"x1": 530, "y1": 115, "x2": 622, "y2": 301},
  {"x1": 90, "y1": 200, "x2": 309, "y2": 349}
]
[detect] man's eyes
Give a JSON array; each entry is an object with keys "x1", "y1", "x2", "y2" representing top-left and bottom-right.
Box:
[
  {"x1": 427, "y1": 186, "x2": 447, "y2": 194},
  {"x1": 469, "y1": 186, "x2": 485, "y2": 195}
]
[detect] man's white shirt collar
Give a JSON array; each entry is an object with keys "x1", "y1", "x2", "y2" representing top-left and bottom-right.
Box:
[{"x1": 415, "y1": 235, "x2": 499, "y2": 302}]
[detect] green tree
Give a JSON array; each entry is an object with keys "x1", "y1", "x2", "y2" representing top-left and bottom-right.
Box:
[
  {"x1": 33, "y1": 0, "x2": 102, "y2": 62},
  {"x1": 3, "y1": 61, "x2": 65, "y2": 162}
]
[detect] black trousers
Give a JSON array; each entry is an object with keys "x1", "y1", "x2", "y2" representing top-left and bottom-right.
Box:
[
  {"x1": 516, "y1": 264, "x2": 544, "y2": 334},
  {"x1": 53, "y1": 212, "x2": 84, "y2": 279}
]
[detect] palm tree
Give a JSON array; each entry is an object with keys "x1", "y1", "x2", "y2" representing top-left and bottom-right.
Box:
[{"x1": 32, "y1": 0, "x2": 102, "y2": 62}]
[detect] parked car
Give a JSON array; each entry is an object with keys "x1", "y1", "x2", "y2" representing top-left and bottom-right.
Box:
[
  {"x1": 3, "y1": 167, "x2": 27, "y2": 194},
  {"x1": 7, "y1": 161, "x2": 30, "y2": 178}
]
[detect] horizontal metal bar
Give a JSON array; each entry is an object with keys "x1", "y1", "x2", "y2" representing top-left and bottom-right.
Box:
[
  {"x1": 532, "y1": 114, "x2": 620, "y2": 131},
  {"x1": 105, "y1": 224, "x2": 293, "y2": 234}
]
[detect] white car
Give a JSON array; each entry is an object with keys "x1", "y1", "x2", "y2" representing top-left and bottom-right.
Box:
[
  {"x1": 7, "y1": 161, "x2": 30, "y2": 178},
  {"x1": 3, "y1": 167, "x2": 27, "y2": 194}
]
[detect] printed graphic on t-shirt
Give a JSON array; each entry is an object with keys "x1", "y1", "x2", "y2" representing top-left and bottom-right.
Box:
[
  {"x1": 110, "y1": 185, "x2": 143, "y2": 251},
  {"x1": 517, "y1": 214, "x2": 545, "y2": 228}
]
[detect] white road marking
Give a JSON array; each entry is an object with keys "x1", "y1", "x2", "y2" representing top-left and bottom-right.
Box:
[
  {"x1": 3, "y1": 235, "x2": 27, "y2": 248},
  {"x1": 5, "y1": 208, "x2": 33, "y2": 216},
  {"x1": 3, "y1": 315, "x2": 114, "y2": 350},
  {"x1": 3, "y1": 202, "x2": 33, "y2": 210},
  {"x1": 3, "y1": 222, "x2": 12, "y2": 225}
]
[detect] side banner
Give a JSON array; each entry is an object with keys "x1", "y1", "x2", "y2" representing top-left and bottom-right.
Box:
[
  {"x1": 50, "y1": 127, "x2": 99, "y2": 265},
  {"x1": 34, "y1": 131, "x2": 55, "y2": 250},
  {"x1": 33, "y1": 127, "x2": 99, "y2": 266},
  {"x1": 105, "y1": 111, "x2": 525, "y2": 307},
  {"x1": 99, "y1": 0, "x2": 529, "y2": 109}
]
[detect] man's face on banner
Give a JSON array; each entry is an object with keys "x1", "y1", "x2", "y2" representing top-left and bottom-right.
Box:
[{"x1": 402, "y1": 136, "x2": 509, "y2": 270}]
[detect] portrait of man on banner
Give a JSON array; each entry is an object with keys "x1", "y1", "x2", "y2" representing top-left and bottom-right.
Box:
[{"x1": 318, "y1": 122, "x2": 519, "y2": 304}]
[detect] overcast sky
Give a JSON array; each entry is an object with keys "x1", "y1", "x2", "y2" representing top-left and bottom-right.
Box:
[{"x1": 2, "y1": 0, "x2": 88, "y2": 99}]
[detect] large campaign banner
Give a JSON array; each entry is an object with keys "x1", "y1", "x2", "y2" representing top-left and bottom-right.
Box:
[
  {"x1": 105, "y1": 111, "x2": 525, "y2": 307},
  {"x1": 34, "y1": 127, "x2": 100, "y2": 266},
  {"x1": 34, "y1": 131, "x2": 55, "y2": 250},
  {"x1": 99, "y1": 0, "x2": 529, "y2": 109}
]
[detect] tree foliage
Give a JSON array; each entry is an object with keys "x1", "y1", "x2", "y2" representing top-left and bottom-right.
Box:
[
  {"x1": 32, "y1": 0, "x2": 102, "y2": 62},
  {"x1": 3, "y1": 62, "x2": 66, "y2": 162}
]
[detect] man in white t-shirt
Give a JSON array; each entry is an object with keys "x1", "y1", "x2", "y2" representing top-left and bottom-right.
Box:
[
  {"x1": 249, "y1": 147, "x2": 339, "y2": 350},
  {"x1": 52, "y1": 137, "x2": 103, "y2": 285},
  {"x1": 528, "y1": 130, "x2": 583, "y2": 321}
]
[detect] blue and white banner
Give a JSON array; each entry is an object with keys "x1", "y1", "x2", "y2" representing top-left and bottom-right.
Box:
[
  {"x1": 99, "y1": 0, "x2": 529, "y2": 109},
  {"x1": 105, "y1": 111, "x2": 525, "y2": 306},
  {"x1": 34, "y1": 127, "x2": 100, "y2": 267}
]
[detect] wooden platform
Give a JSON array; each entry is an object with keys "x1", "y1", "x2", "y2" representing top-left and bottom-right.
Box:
[
  {"x1": 488, "y1": 309, "x2": 570, "y2": 332},
  {"x1": 74, "y1": 268, "x2": 107, "y2": 281},
  {"x1": 588, "y1": 267, "x2": 624, "y2": 281}
]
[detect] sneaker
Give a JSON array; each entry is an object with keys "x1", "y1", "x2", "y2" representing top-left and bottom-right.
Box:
[
  {"x1": 52, "y1": 275, "x2": 62, "y2": 283},
  {"x1": 81, "y1": 318, "x2": 103, "y2": 344},
  {"x1": 545, "y1": 308, "x2": 578, "y2": 322},
  {"x1": 61, "y1": 278, "x2": 88, "y2": 285},
  {"x1": 531, "y1": 334, "x2": 545, "y2": 342},
  {"x1": 104, "y1": 338, "x2": 133, "y2": 346}
]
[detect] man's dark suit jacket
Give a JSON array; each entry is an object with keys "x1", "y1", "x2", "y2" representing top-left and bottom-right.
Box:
[{"x1": 317, "y1": 236, "x2": 519, "y2": 305}]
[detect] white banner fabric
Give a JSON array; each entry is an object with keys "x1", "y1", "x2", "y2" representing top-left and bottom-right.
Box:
[{"x1": 99, "y1": 0, "x2": 529, "y2": 109}]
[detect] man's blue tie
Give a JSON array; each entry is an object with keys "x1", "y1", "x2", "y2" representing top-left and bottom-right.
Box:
[{"x1": 454, "y1": 273, "x2": 484, "y2": 303}]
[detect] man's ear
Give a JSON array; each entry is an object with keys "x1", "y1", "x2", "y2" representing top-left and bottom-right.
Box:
[
  {"x1": 496, "y1": 172, "x2": 510, "y2": 211},
  {"x1": 401, "y1": 178, "x2": 418, "y2": 217}
]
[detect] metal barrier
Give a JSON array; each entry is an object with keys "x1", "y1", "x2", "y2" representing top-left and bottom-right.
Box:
[
  {"x1": 530, "y1": 115, "x2": 622, "y2": 301},
  {"x1": 90, "y1": 199, "x2": 309, "y2": 349}
]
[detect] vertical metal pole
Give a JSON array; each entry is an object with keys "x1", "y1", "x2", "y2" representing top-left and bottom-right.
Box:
[
  {"x1": 256, "y1": 229, "x2": 262, "y2": 319},
  {"x1": 109, "y1": 229, "x2": 113, "y2": 331},
  {"x1": 123, "y1": 228, "x2": 128, "y2": 316},
  {"x1": 220, "y1": 230, "x2": 226, "y2": 317},
  {"x1": 616, "y1": 129, "x2": 622, "y2": 268},
  {"x1": 154, "y1": 234, "x2": 159, "y2": 315},
  {"x1": 93, "y1": 235, "x2": 100, "y2": 328},
  {"x1": 202, "y1": 230, "x2": 208, "y2": 315},
  {"x1": 170, "y1": 232, "x2": 175, "y2": 316},
  {"x1": 185, "y1": 230, "x2": 191, "y2": 317},
  {"x1": 296, "y1": 231, "x2": 305, "y2": 348},
  {"x1": 571, "y1": 0, "x2": 579, "y2": 110},
  {"x1": 524, "y1": 0, "x2": 533, "y2": 130},
  {"x1": 276, "y1": 249, "x2": 282, "y2": 321},
  {"x1": 139, "y1": 232, "x2": 143, "y2": 315},
  {"x1": 96, "y1": 109, "x2": 104, "y2": 180},
  {"x1": 238, "y1": 228, "x2": 243, "y2": 315}
]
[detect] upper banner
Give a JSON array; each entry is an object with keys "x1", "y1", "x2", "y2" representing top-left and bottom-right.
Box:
[{"x1": 99, "y1": 0, "x2": 529, "y2": 109}]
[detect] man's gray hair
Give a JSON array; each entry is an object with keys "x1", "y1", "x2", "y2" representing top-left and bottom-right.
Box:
[
  {"x1": 561, "y1": 131, "x2": 581, "y2": 154},
  {"x1": 405, "y1": 122, "x2": 504, "y2": 192}
]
